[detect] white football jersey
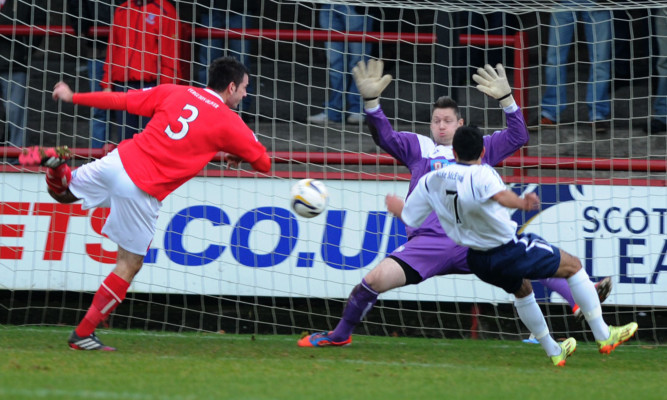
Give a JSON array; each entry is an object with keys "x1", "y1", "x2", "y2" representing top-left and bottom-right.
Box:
[{"x1": 401, "y1": 163, "x2": 518, "y2": 250}]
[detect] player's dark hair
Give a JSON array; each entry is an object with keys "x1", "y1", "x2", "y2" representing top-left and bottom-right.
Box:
[
  {"x1": 208, "y1": 56, "x2": 249, "y2": 92},
  {"x1": 432, "y1": 96, "x2": 461, "y2": 120},
  {"x1": 453, "y1": 125, "x2": 484, "y2": 162}
]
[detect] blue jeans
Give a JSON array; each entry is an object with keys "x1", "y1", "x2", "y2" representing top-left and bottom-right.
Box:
[
  {"x1": 541, "y1": 3, "x2": 612, "y2": 122},
  {"x1": 653, "y1": 7, "x2": 667, "y2": 124},
  {"x1": 1, "y1": 71, "x2": 27, "y2": 147},
  {"x1": 89, "y1": 58, "x2": 109, "y2": 148},
  {"x1": 319, "y1": 5, "x2": 373, "y2": 121},
  {"x1": 197, "y1": 10, "x2": 254, "y2": 112}
]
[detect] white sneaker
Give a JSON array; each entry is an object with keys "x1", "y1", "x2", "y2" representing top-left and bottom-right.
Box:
[
  {"x1": 307, "y1": 112, "x2": 329, "y2": 124},
  {"x1": 346, "y1": 113, "x2": 365, "y2": 124}
]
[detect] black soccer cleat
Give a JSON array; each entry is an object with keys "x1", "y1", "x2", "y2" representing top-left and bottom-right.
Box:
[{"x1": 68, "y1": 331, "x2": 116, "y2": 351}]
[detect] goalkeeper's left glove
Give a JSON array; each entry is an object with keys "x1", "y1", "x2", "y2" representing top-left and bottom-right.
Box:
[{"x1": 472, "y1": 63, "x2": 515, "y2": 108}]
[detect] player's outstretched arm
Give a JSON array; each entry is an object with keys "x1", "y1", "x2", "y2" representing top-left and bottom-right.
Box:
[
  {"x1": 352, "y1": 59, "x2": 392, "y2": 109},
  {"x1": 493, "y1": 190, "x2": 539, "y2": 211},
  {"x1": 472, "y1": 64, "x2": 515, "y2": 108},
  {"x1": 53, "y1": 81, "x2": 128, "y2": 110}
]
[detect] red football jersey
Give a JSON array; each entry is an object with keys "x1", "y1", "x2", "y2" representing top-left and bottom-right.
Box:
[{"x1": 115, "y1": 84, "x2": 269, "y2": 201}]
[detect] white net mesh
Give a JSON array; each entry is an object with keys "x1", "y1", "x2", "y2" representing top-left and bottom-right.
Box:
[{"x1": 0, "y1": 0, "x2": 665, "y2": 343}]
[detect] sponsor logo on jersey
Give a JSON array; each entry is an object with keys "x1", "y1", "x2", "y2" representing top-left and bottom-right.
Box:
[{"x1": 430, "y1": 158, "x2": 453, "y2": 171}]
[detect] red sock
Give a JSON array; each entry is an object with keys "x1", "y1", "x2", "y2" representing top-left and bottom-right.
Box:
[{"x1": 75, "y1": 272, "x2": 129, "y2": 337}]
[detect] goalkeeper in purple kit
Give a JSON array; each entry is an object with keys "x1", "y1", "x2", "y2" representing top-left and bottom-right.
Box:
[{"x1": 298, "y1": 60, "x2": 611, "y2": 348}]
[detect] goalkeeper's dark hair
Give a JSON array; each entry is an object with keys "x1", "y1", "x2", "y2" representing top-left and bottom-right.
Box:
[
  {"x1": 208, "y1": 56, "x2": 249, "y2": 92},
  {"x1": 432, "y1": 96, "x2": 461, "y2": 120},
  {"x1": 452, "y1": 125, "x2": 484, "y2": 162}
]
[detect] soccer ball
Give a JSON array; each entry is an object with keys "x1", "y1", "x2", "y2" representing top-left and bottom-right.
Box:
[{"x1": 290, "y1": 179, "x2": 329, "y2": 218}]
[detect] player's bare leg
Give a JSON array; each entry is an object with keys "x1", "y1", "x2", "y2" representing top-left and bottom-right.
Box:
[
  {"x1": 68, "y1": 247, "x2": 144, "y2": 351},
  {"x1": 363, "y1": 257, "x2": 407, "y2": 293},
  {"x1": 112, "y1": 247, "x2": 145, "y2": 283}
]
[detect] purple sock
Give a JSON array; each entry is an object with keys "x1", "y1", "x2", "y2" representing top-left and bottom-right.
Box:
[
  {"x1": 540, "y1": 278, "x2": 575, "y2": 309},
  {"x1": 329, "y1": 278, "x2": 378, "y2": 342}
]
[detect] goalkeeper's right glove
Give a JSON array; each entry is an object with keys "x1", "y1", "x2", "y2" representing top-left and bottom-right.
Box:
[{"x1": 352, "y1": 59, "x2": 392, "y2": 109}]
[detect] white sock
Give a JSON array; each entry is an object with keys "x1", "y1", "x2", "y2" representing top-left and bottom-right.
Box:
[
  {"x1": 515, "y1": 292, "x2": 561, "y2": 357},
  {"x1": 567, "y1": 269, "x2": 610, "y2": 341}
]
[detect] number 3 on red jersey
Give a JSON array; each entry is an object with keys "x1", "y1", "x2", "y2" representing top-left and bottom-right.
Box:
[{"x1": 165, "y1": 104, "x2": 199, "y2": 140}]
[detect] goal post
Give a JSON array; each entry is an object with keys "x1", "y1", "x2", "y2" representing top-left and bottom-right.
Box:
[{"x1": 0, "y1": 0, "x2": 666, "y2": 344}]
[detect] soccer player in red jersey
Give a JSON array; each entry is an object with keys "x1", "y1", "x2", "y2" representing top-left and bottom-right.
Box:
[{"x1": 47, "y1": 56, "x2": 271, "y2": 350}]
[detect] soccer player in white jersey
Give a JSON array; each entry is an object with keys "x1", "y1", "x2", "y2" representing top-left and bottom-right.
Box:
[{"x1": 386, "y1": 125, "x2": 638, "y2": 366}]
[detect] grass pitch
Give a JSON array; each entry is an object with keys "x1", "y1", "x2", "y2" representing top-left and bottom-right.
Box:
[{"x1": 1, "y1": 326, "x2": 664, "y2": 400}]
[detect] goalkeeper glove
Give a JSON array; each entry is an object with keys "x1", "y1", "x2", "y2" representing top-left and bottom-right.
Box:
[
  {"x1": 352, "y1": 59, "x2": 392, "y2": 109},
  {"x1": 472, "y1": 63, "x2": 515, "y2": 108}
]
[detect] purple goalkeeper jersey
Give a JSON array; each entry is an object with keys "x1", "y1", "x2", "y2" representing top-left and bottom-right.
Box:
[{"x1": 366, "y1": 105, "x2": 529, "y2": 279}]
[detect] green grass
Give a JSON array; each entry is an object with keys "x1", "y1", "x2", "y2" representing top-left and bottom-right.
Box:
[{"x1": 1, "y1": 326, "x2": 664, "y2": 400}]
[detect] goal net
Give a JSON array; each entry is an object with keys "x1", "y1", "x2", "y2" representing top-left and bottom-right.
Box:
[{"x1": 1, "y1": 0, "x2": 665, "y2": 344}]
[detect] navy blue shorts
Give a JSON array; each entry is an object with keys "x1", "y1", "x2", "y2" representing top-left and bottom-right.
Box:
[{"x1": 466, "y1": 233, "x2": 561, "y2": 294}]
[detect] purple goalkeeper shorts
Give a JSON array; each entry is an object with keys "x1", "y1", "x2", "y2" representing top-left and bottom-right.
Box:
[{"x1": 389, "y1": 234, "x2": 471, "y2": 282}]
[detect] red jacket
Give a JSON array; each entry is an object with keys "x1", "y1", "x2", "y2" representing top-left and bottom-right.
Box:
[{"x1": 102, "y1": 0, "x2": 179, "y2": 88}]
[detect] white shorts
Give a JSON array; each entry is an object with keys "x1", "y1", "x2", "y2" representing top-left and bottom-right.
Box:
[{"x1": 69, "y1": 149, "x2": 161, "y2": 256}]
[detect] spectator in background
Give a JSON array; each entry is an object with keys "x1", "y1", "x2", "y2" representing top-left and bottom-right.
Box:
[
  {"x1": 67, "y1": 0, "x2": 117, "y2": 148},
  {"x1": 102, "y1": 0, "x2": 180, "y2": 143},
  {"x1": 535, "y1": 0, "x2": 612, "y2": 134},
  {"x1": 0, "y1": 0, "x2": 47, "y2": 148},
  {"x1": 645, "y1": 7, "x2": 667, "y2": 134},
  {"x1": 307, "y1": 5, "x2": 373, "y2": 125},
  {"x1": 195, "y1": 0, "x2": 257, "y2": 117}
]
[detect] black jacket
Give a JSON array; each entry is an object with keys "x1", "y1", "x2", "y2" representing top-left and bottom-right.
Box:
[{"x1": 196, "y1": 0, "x2": 259, "y2": 18}]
